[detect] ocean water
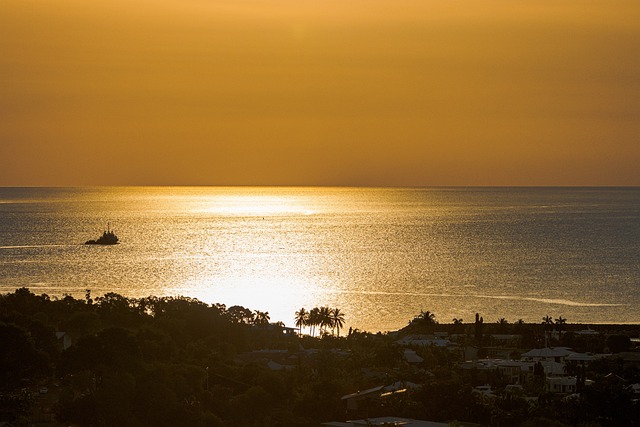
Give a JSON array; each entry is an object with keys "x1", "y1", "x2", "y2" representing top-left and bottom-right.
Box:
[{"x1": 0, "y1": 187, "x2": 638, "y2": 332}]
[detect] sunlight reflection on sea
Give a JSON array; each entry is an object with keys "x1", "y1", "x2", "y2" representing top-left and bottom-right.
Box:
[{"x1": 0, "y1": 187, "x2": 639, "y2": 332}]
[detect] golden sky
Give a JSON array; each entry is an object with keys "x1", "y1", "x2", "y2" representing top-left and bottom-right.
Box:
[{"x1": 1, "y1": 0, "x2": 639, "y2": 186}]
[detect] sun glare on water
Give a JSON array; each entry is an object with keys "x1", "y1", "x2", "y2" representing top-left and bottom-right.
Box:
[{"x1": 195, "y1": 194, "x2": 316, "y2": 217}]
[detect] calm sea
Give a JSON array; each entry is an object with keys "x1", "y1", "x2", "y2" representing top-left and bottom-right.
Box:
[{"x1": 0, "y1": 187, "x2": 638, "y2": 332}]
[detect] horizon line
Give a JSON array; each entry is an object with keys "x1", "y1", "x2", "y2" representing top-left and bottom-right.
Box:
[{"x1": 2, "y1": 184, "x2": 640, "y2": 189}]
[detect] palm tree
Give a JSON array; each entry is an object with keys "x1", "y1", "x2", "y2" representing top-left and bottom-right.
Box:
[
  {"x1": 415, "y1": 310, "x2": 437, "y2": 325},
  {"x1": 331, "y1": 308, "x2": 345, "y2": 337},
  {"x1": 253, "y1": 310, "x2": 270, "y2": 326},
  {"x1": 409, "y1": 310, "x2": 438, "y2": 332},
  {"x1": 496, "y1": 318, "x2": 509, "y2": 333},
  {"x1": 308, "y1": 307, "x2": 320, "y2": 336},
  {"x1": 294, "y1": 307, "x2": 308, "y2": 335},
  {"x1": 318, "y1": 306, "x2": 332, "y2": 335},
  {"x1": 542, "y1": 315, "x2": 554, "y2": 346}
]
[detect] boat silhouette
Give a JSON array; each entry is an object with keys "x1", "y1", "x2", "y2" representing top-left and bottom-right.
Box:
[{"x1": 85, "y1": 224, "x2": 119, "y2": 245}]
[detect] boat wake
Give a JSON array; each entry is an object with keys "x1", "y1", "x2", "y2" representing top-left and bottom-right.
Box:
[
  {"x1": 330, "y1": 290, "x2": 624, "y2": 307},
  {"x1": 0, "y1": 245, "x2": 71, "y2": 250},
  {"x1": 473, "y1": 294, "x2": 624, "y2": 307}
]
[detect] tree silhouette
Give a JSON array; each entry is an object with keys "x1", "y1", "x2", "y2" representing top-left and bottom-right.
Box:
[
  {"x1": 293, "y1": 306, "x2": 345, "y2": 337},
  {"x1": 252, "y1": 310, "x2": 270, "y2": 326},
  {"x1": 474, "y1": 313, "x2": 484, "y2": 343},
  {"x1": 410, "y1": 310, "x2": 436, "y2": 327},
  {"x1": 554, "y1": 316, "x2": 567, "y2": 332},
  {"x1": 308, "y1": 307, "x2": 320, "y2": 336},
  {"x1": 227, "y1": 305, "x2": 254, "y2": 324},
  {"x1": 294, "y1": 307, "x2": 308, "y2": 335},
  {"x1": 318, "y1": 306, "x2": 332, "y2": 335},
  {"x1": 496, "y1": 318, "x2": 509, "y2": 334},
  {"x1": 418, "y1": 310, "x2": 437, "y2": 324},
  {"x1": 330, "y1": 308, "x2": 345, "y2": 337}
]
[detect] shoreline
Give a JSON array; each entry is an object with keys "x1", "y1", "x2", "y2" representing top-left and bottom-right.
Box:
[{"x1": 3, "y1": 287, "x2": 640, "y2": 335}]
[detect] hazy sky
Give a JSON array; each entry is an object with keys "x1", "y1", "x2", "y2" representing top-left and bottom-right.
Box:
[{"x1": 1, "y1": 0, "x2": 639, "y2": 186}]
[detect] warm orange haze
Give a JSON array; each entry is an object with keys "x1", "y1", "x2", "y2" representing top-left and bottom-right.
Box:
[
  {"x1": 1, "y1": 0, "x2": 639, "y2": 186},
  {"x1": 2, "y1": 4, "x2": 640, "y2": 424}
]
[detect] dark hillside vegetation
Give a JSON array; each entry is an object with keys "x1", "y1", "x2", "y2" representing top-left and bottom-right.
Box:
[{"x1": 1, "y1": 288, "x2": 639, "y2": 426}]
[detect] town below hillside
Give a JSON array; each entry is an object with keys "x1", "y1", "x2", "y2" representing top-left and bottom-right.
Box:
[{"x1": 1, "y1": 288, "x2": 639, "y2": 426}]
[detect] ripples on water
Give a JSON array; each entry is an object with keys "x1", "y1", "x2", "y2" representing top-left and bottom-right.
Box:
[{"x1": 0, "y1": 187, "x2": 638, "y2": 331}]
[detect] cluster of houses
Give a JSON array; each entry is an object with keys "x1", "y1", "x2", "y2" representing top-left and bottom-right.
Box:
[
  {"x1": 52, "y1": 320, "x2": 639, "y2": 425},
  {"x1": 461, "y1": 346, "x2": 596, "y2": 394},
  {"x1": 232, "y1": 325, "x2": 640, "y2": 426},
  {"x1": 332, "y1": 329, "x2": 639, "y2": 425}
]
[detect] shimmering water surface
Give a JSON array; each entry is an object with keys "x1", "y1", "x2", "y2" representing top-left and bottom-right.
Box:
[{"x1": 1, "y1": 187, "x2": 638, "y2": 331}]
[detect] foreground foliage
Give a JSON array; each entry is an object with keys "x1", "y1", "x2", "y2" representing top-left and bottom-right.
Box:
[{"x1": 1, "y1": 288, "x2": 639, "y2": 426}]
